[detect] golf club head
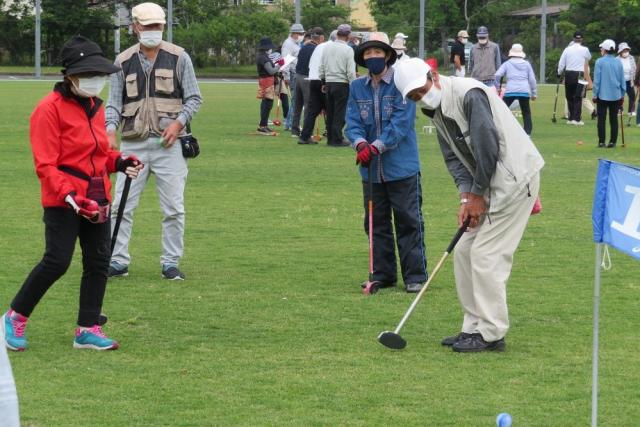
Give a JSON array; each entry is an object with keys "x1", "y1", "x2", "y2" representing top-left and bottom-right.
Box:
[
  {"x1": 362, "y1": 281, "x2": 379, "y2": 295},
  {"x1": 312, "y1": 134, "x2": 322, "y2": 142},
  {"x1": 378, "y1": 331, "x2": 406, "y2": 350},
  {"x1": 273, "y1": 119, "x2": 282, "y2": 126}
]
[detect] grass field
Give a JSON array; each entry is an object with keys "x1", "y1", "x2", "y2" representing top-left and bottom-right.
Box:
[{"x1": 1, "y1": 79, "x2": 639, "y2": 426}]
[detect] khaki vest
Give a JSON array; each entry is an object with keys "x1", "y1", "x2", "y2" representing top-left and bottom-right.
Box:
[
  {"x1": 434, "y1": 76, "x2": 545, "y2": 213},
  {"x1": 117, "y1": 41, "x2": 185, "y2": 140}
]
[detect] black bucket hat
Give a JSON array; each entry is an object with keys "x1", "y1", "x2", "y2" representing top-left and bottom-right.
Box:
[
  {"x1": 60, "y1": 35, "x2": 120, "y2": 76},
  {"x1": 258, "y1": 37, "x2": 275, "y2": 51},
  {"x1": 354, "y1": 32, "x2": 397, "y2": 68}
]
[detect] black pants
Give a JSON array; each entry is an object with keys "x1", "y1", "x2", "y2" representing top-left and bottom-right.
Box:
[
  {"x1": 625, "y1": 80, "x2": 636, "y2": 113},
  {"x1": 11, "y1": 208, "x2": 111, "y2": 327},
  {"x1": 564, "y1": 71, "x2": 583, "y2": 121},
  {"x1": 596, "y1": 99, "x2": 619, "y2": 145},
  {"x1": 259, "y1": 99, "x2": 274, "y2": 127},
  {"x1": 300, "y1": 80, "x2": 327, "y2": 141},
  {"x1": 280, "y1": 93, "x2": 289, "y2": 120},
  {"x1": 326, "y1": 82, "x2": 350, "y2": 145},
  {"x1": 362, "y1": 174, "x2": 428, "y2": 285},
  {"x1": 292, "y1": 74, "x2": 310, "y2": 133},
  {"x1": 504, "y1": 96, "x2": 532, "y2": 135}
]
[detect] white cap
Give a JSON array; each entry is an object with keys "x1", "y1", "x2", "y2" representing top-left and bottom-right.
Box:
[
  {"x1": 508, "y1": 43, "x2": 526, "y2": 58},
  {"x1": 394, "y1": 57, "x2": 431, "y2": 100},
  {"x1": 132, "y1": 2, "x2": 166, "y2": 26},
  {"x1": 618, "y1": 42, "x2": 630, "y2": 53},
  {"x1": 599, "y1": 39, "x2": 616, "y2": 51},
  {"x1": 394, "y1": 32, "x2": 409, "y2": 40}
]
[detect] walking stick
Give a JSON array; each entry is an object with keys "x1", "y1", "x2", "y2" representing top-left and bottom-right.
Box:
[
  {"x1": 552, "y1": 76, "x2": 561, "y2": 123},
  {"x1": 620, "y1": 109, "x2": 626, "y2": 148}
]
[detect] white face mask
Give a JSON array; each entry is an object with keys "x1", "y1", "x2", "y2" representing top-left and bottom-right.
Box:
[
  {"x1": 139, "y1": 30, "x2": 163, "y2": 48},
  {"x1": 267, "y1": 49, "x2": 273, "y2": 55},
  {"x1": 479, "y1": 38, "x2": 488, "y2": 45},
  {"x1": 395, "y1": 49, "x2": 404, "y2": 56},
  {"x1": 461, "y1": 38, "x2": 468, "y2": 43},
  {"x1": 418, "y1": 86, "x2": 442, "y2": 110},
  {"x1": 72, "y1": 76, "x2": 107, "y2": 98},
  {"x1": 622, "y1": 52, "x2": 630, "y2": 58}
]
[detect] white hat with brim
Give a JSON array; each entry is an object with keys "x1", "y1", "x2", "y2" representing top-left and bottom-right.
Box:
[
  {"x1": 391, "y1": 38, "x2": 406, "y2": 50},
  {"x1": 394, "y1": 33, "x2": 409, "y2": 40},
  {"x1": 508, "y1": 43, "x2": 526, "y2": 58},
  {"x1": 599, "y1": 39, "x2": 616, "y2": 51},
  {"x1": 618, "y1": 42, "x2": 630, "y2": 53},
  {"x1": 394, "y1": 57, "x2": 431, "y2": 100},
  {"x1": 132, "y1": 2, "x2": 166, "y2": 26},
  {"x1": 355, "y1": 32, "x2": 397, "y2": 68}
]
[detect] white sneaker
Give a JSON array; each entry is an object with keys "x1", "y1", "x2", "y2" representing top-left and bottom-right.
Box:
[
  {"x1": 575, "y1": 121, "x2": 585, "y2": 126},
  {"x1": 567, "y1": 120, "x2": 577, "y2": 125},
  {"x1": 631, "y1": 112, "x2": 637, "y2": 117}
]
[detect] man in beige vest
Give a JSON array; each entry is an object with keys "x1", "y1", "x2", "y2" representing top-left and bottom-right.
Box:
[
  {"x1": 106, "y1": 2, "x2": 202, "y2": 280},
  {"x1": 394, "y1": 58, "x2": 544, "y2": 353}
]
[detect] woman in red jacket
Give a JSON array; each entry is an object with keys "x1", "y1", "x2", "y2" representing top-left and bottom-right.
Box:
[{"x1": 1, "y1": 36, "x2": 143, "y2": 352}]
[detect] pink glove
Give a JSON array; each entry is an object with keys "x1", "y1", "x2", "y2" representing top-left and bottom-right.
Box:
[{"x1": 65, "y1": 193, "x2": 99, "y2": 221}]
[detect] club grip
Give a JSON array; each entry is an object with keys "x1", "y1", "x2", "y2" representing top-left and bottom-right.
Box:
[{"x1": 446, "y1": 217, "x2": 471, "y2": 254}]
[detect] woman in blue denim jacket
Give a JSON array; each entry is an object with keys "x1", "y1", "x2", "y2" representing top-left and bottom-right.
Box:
[{"x1": 346, "y1": 32, "x2": 427, "y2": 294}]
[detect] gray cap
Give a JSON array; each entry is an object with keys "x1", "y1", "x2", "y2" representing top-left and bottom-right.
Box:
[
  {"x1": 290, "y1": 23, "x2": 305, "y2": 34},
  {"x1": 476, "y1": 26, "x2": 489, "y2": 36},
  {"x1": 337, "y1": 24, "x2": 351, "y2": 36}
]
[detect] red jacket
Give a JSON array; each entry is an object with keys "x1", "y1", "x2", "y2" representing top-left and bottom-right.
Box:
[{"x1": 30, "y1": 84, "x2": 121, "y2": 208}]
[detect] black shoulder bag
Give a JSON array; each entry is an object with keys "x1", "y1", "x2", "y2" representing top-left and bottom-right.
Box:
[{"x1": 180, "y1": 123, "x2": 200, "y2": 158}]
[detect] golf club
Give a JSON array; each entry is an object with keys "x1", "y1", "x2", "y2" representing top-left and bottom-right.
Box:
[
  {"x1": 620, "y1": 109, "x2": 626, "y2": 148},
  {"x1": 551, "y1": 76, "x2": 561, "y2": 123},
  {"x1": 273, "y1": 97, "x2": 282, "y2": 126},
  {"x1": 378, "y1": 218, "x2": 470, "y2": 349},
  {"x1": 98, "y1": 176, "x2": 132, "y2": 326},
  {"x1": 362, "y1": 163, "x2": 377, "y2": 295}
]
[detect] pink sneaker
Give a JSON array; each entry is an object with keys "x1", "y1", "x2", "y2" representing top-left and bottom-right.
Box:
[
  {"x1": 2, "y1": 309, "x2": 29, "y2": 351},
  {"x1": 73, "y1": 325, "x2": 119, "y2": 350}
]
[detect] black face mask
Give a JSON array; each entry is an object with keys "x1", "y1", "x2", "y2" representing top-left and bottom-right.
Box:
[{"x1": 365, "y1": 57, "x2": 386, "y2": 75}]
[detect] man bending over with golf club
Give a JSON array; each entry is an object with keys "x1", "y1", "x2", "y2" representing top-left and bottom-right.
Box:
[
  {"x1": 346, "y1": 33, "x2": 428, "y2": 294},
  {"x1": 394, "y1": 58, "x2": 544, "y2": 352},
  {"x1": 106, "y1": 2, "x2": 203, "y2": 280},
  {"x1": 2, "y1": 36, "x2": 143, "y2": 352}
]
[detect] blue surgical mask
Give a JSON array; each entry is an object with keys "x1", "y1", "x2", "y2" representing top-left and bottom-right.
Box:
[{"x1": 365, "y1": 57, "x2": 386, "y2": 75}]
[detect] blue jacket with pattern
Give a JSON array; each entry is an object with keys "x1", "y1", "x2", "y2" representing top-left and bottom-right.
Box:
[{"x1": 346, "y1": 67, "x2": 420, "y2": 183}]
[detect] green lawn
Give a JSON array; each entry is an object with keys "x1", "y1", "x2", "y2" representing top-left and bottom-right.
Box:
[{"x1": 1, "y1": 80, "x2": 639, "y2": 426}]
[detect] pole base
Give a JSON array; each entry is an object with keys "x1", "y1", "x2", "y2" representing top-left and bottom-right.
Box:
[{"x1": 378, "y1": 331, "x2": 406, "y2": 349}]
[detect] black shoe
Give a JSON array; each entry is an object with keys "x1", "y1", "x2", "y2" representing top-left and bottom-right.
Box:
[
  {"x1": 256, "y1": 126, "x2": 274, "y2": 134},
  {"x1": 404, "y1": 282, "x2": 423, "y2": 293},
  {"x1": 298, "y1": 137, "x2": 318, "y2": 145},
  {"x1": 360, "y1": 280, "x2": 396, "y2": 289},
  {"x1": 598, "y1": 142, "x2": 606, "y2": 148},
  {"x1": 162, "y1": 266, "x2": 185, "y2": 280},
  {"x1": 108, "y1": 264, "x2": 129, "y2": 277},
  {"x1": 328, "y1": 141, "x2": 350, "y2": 147},
  {"x1": 452, "y1": 333, "x2": 505, "y2": 353},
  {"x1": 607, "y1": 142, "x2": 616, "y2": 148},
  {"x1": 441, "y1": 332, "x2": 472, "y2": 346}
]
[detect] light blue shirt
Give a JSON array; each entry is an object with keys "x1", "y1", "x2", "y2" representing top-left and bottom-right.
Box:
[{"x1": 594, "y1": 54, "x2": 626, "y2": 101}]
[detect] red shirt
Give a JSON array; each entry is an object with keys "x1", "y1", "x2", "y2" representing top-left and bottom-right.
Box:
[{"x1": 29, "y1": 87, "x2": 121, "y2": 208}]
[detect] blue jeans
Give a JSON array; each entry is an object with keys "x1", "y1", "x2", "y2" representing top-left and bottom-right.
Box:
[{"x1": 284, "y1": 73, "x2": 297, "y2": 129}]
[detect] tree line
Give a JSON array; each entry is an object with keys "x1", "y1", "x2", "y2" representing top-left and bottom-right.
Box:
[{"x1": 2, "y1": 0, "x2": 640, "y2": 79}]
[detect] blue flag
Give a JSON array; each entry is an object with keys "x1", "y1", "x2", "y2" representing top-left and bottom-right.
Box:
[{"x1": 593, "y1": 159, "x2": 640, "y2": 260}]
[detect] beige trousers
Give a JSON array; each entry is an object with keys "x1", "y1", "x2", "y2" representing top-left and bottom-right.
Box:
[{"x1": 453, "y1": 173, "x2": 540, "y2": 342}]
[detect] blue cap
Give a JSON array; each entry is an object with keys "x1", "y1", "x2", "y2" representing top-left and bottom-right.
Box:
[{"x1": 477, "y1": 26, "x2": 489, "y2": 37}]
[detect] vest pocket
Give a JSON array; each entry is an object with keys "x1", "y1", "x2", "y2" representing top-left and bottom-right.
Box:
[
  {"x1": 155, "y1": 98, "x2": 182, "y2": 131},
  {"x1": 125, "y1": 73, "x2": 139, "y2": 98},
  {"x1": 121, "y1": 102, "x2": 143, "y2": 138},
  {"x1": 155, "y1": 69, "x2": 174, "y2": 94}
]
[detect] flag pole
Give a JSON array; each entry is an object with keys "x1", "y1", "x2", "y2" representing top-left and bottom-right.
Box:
[{"x1": 591, "y1": 243, "x2": 602, "y2": 427}]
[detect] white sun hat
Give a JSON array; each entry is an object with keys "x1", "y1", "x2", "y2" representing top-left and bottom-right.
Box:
[{"x1": 394, "y1": 57, "x2": 431, "y2": 100}]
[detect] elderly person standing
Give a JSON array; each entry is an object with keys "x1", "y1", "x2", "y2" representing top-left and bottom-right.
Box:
[
  {"x1": 346, "y1": 33, "x2": 427, "y2": 294},
  {"x1": 106, "y1": 2, "x2": 203, "y2": 280},
  {"x1": 391, "y1": 36, "x2": 410, "y2": 64},
  {"x1": 394, "y1": 58, "x2": 544, "y2": 352},
  {"x1": 617, "y1": 42, "x2": 636, "y2": 117},
  {"x1": 282, "y1": 23, "x2": 306, "y2": 133},
  {"x1": 558, "y1": 31, "x2": 592, "y2": 125},
  {"x1": 451, "y1": 30, "x2": 469, "y2": 77},
  {"x1": 468, "y1": 26, "x2": 501, "y2": 86},
  {"x1": 320, "y1": 24, "x2": 357, "y2": 147},
  {"x1": 593, "y1": 39, "x2": 626, "y2": 148},
  {"x1": 494, "y1": 44, "x2": 537, "y2": 135}
]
